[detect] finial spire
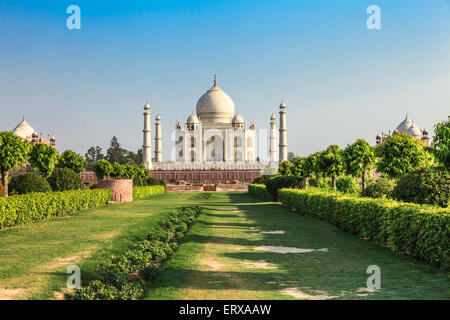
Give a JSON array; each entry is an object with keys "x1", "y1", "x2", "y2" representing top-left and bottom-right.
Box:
[{"x1": 214, "y1": 74, "x2": 217, "y2": 87}]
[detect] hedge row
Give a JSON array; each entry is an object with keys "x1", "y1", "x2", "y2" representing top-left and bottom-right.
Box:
[
  {"x1": 133, "y1": 185, "x2": 165, "y2": 200},
  {"x1": 248, "y1": 184, "x2": 271, "y2": 201},
  {"x1": 75, "y1": 206, "x2": 202, "y2": 300},
  {"x1": 0, "y1": 189, "x2": 112, "y2": 229},
  {"x1": 278, "y1": 188, "x2": 450, "y2": 271}
]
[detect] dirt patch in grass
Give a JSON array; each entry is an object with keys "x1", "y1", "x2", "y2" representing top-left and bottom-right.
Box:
[
  {"x1": 41, "y1": 255, "x2": 83, "y2": 271},
  {"x1": 242, "y1": 260, "x2": 277, "y2": 269},
  {"x1": 254, "y1": 246, "x2": 329, "y2": 254},
  {"x1": 280, "y1": 288, "x2": 339, "y2": 300},
  {"x1": 0, "y1": 287, "x2": 27, "y2": 300},
  {"x1": 201, "y1": 258, "x2": 224, "y2": 270}
]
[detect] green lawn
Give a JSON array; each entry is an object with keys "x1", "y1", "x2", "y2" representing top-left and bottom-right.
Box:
[
  {"x1": 0, "y1": 192, "x2": 201, "y2": 300},
  {"x1": 146, "y1": 192, "x2": 450, "y2": 300},
  {"x1": 0, "y1": 191, "x2": 448, "y2": 300}
]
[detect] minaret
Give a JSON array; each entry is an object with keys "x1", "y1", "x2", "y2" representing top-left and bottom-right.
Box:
[
  {"x1": 154, "y1": 115, "x2": 162, "y2": 162},
  {"x1": 269, "y1": 114, "x2": 277, "y2": 163},
  {"x1": 278, "y1": 101, "x2": 288, "y2": 162},
  {"x1": 143, "y1": 103, "x2": 152, "y2": 169}
]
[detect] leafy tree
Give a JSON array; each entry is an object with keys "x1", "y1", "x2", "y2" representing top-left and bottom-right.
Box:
[
  {"x1": 278, "y1": 161, "x2": 293, "y2": 175},
  {"x1": 302, "y1": 152, "x2": 320, "y2": 188},
  {"x1": 93, "y1": 159, "x2": 114, "y2": 179},
  {"x1": 57, "y1": 150, "x2": 86, "y2": 173},
  {"x1": 291, "y1": 157, "x2": 305, "y2": 177},
  {"x1": 0, "y1": 131, "x2": 30, "y2": 196},
  {"x1": 376, "y1": 133, "x2": 429, "y2": 178},
  {"x1": 106, "y1": 136, "x2": 126, "y2": 164},
  {"x1": 29, "y1": 143, "x2": 59, "y2": 178},
  {"x1": 430, "y1": 116, "x2": 450, "y2": 170},
  {"x1": 85, "y1": 146, "x2": 104, "y2": 170},
  {"x1": 125, "y1": 149, "x2": 143, "y2": 165},
  {"x1": 342, "y1": 139, "x2": 376, "y2": 192},
  {"x1": 317, "y1": 145, "x2": 343, "y2": 189}
]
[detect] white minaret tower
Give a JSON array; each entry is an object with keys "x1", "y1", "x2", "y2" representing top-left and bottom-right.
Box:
[
  {"x1": 269, "y1": 114, "x2": 277, "y2": 163},
  {"x1": 278, "y1": 101, "x2": 288, "y2": 162},
  {"x1": 143, "y1": 103, "x2": 152, "y2": 169},
  {"x1": 154, "y1": 114, "x2": 162, "y2": 162}
]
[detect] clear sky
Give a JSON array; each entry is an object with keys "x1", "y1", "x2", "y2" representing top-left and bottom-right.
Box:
[{"x1": 0, "y1": 0, "x2": 449, "y2": 159}]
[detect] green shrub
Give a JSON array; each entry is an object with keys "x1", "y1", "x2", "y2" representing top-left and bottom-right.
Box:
[
  {"x1": 362, "y1": 178, "x2": 396, "y2": 199},
  {"x1": 146, "y1": 177, "x2": 166, "y2": 187},
  {"x1": 9, "y1": 172, "x2": 52, "y2": 195},
  {"x1": 133, "y1": 185, "x2": 165, "y2": 200},
  {"x1": 336, "y1": 176, "x2": 361, "y2": 194},
  {"x1": 392, "y1": 167, "x2": 449, "y2": 207},
  {"x1": 278, "y1": 188, "x2": 450, "y2": 271},
  {"x1": 252, "y1": 175, "x2": 272, "y2": 185},
  {"x1": 265, "y1": 175, "x2": 305, "y2": 201},
  {"x1": 48, "y1": 168, "x2": 84, "y2": 192},
  {"x1": 0, "y1": 189, "x2": 111, "y2": 229},
  {"x1": 75, "y1": 206, "x2": 201, "y2": 300},
  {"x1": 248, "y1": 184, "x2": 271, "y2": 201}
]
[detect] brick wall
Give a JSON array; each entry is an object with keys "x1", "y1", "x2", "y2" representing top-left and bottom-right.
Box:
[
  {"x1": 98, "y1": 179, "x2": 133, "y2": 203},
  {"x1": 150, "y1": 169, "x2": 262, "y2": 184}
]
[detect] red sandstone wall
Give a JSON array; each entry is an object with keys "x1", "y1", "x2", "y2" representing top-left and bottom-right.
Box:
[
  {"x1": 150, "y1": 169, "x2": 261, "y2": 184},
  {"x1": 98, "y1": 179, "x2": 133, "y2": 203}
]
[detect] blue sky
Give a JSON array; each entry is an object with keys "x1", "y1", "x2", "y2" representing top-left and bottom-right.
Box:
[{"x1": 0, "y1": 0, "x2": 449, "y2": 159}]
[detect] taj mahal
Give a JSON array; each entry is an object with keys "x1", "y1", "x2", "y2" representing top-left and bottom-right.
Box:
[{"x1": 141, "y1": 77, "x2": 288, "y2": 180}]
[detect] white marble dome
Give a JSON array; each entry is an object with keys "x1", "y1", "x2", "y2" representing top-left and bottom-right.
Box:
[
  {"x1": 196, "y1": 83, "x2": 235, "y2": 124},
  {"x1": 232, "y1": 114, "x2": 244, "y2": 124},
  {"x1": 395, "y1": 115, "x2": 413, "y2": 133},
  {"x1": 13, "y1": 119, "x2": 34, "y2": 139},
  {"x1": 187, "y1": 113, "x2": 199, "y2": 124},
  {"x1": 406, "y1": 122, "x2": 422, "y2": 137}
]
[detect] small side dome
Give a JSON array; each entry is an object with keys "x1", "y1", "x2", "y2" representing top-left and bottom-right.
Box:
[
  {"x1": 232, "y1": 114, "x2": 244, "y2": 124},
  {"x1": 50, "y1": 136, "x2": 56, "y2": 141},
  {"x1": 187, "y1": 113, "x2": 199, "y2": 124},
  {"x1": 13, "y1": 119, "x2": 35, "y2": 139},
  {"x1": 144, "y1": 103, "x2": 150, "y2": 110},
  {"x1": 279, "y1": 101, "x2": 287, "y2": 108},
  {"x1": 376, "y1": 134, "x2": 382, "y2": 139},
  {"x1": 270, "y1": 114, "x2": 276, "y2": 120},
  {"x1": 155, "y1": 115, "x2": 161, "y2": 121},
  {"x1": 423, "y1": 129, "x2": 429, "y2": 134},
  {"x1": 406, "y1": 122, "x2": 421, "y2": 137}
]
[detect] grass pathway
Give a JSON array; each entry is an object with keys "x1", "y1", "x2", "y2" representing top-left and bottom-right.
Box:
[
  {"x1": 147, "y1": 192, "x2": 450, "y2": 300},
  {"x1": 0, "y1": 191, "x2": 448, "y2": 300}
]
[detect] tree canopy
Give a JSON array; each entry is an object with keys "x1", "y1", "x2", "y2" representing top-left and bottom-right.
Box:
[
  {"x1": 342, "y1": 139, "x2": 375, "y2": 191},
  {"x1": 29, "y1": 143, "x2": 59, "y2": 178},
  {"x1": 0, "y1": 131, "x2": 31, "y2": 196},
  {"x1": 57, "y1": 150, "x2": 86, "y2": 173},
  {"x1": 317, "y1": 145, "x2": 344, "y2": 188},
  {"x1": 430, "y1": 116, "x2": 450, "y2": 170},
  {"x1": 376, "y1": 133, "x2": 429, "y2": 178}
]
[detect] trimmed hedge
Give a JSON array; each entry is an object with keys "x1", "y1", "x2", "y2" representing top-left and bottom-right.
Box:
[
  {"x1": 265, "y1": 175, "x2": 305, "y2": 201},
  {"x1": 133, "y1": 185, "x2": 165, "y2": 200},
  {"x1": 0, "y1": 189, "x2": 111, "y2": 229},
  {"x1": 248, "y1": 184, "x2": 271, "y2": 201},
  {"x1": 278, "y1": 188, "x2": 450, "y2": 271},
  {"x1": 75, "y1": 206, "x2": 202, "y2": 300}
]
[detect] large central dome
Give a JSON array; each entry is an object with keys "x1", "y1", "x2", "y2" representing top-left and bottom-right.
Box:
[{"x1": 196, "y1": 80, "x2": 235, "y2": 124}]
